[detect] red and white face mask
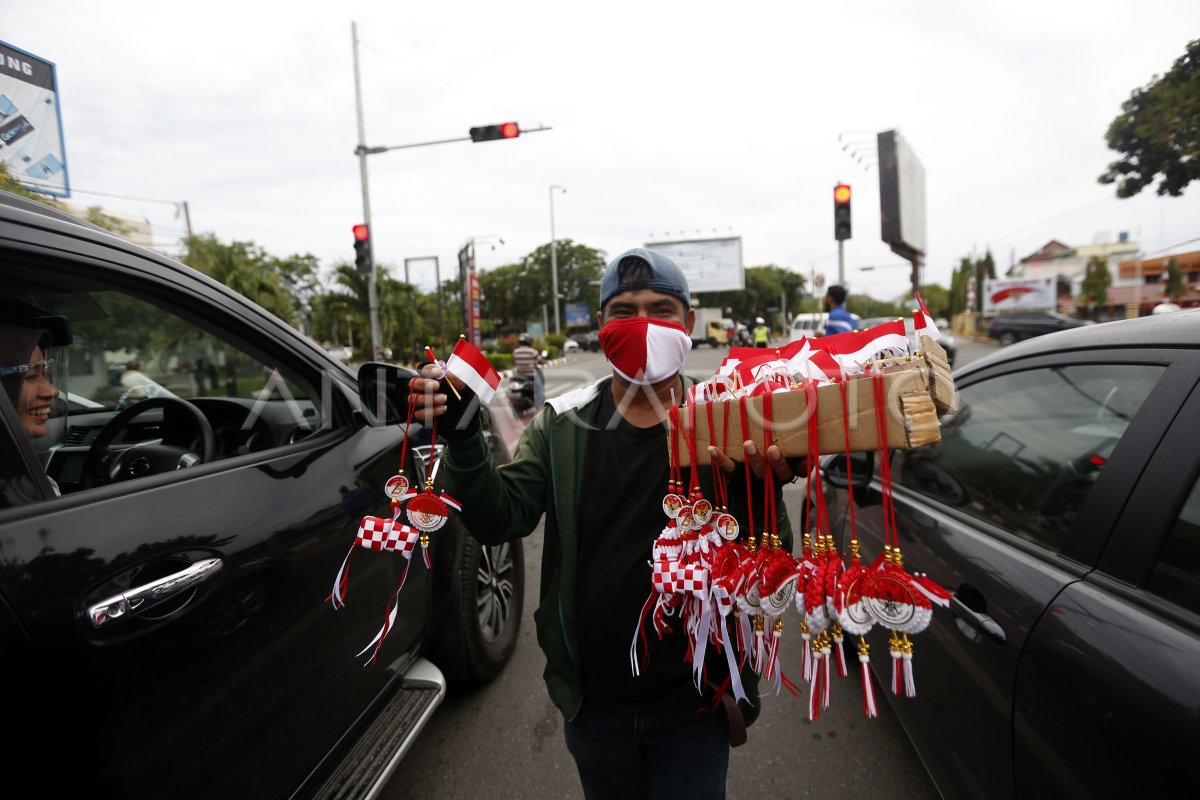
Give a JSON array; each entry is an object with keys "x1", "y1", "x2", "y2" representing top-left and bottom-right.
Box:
[{"x1": 599, "y1": 317, "x2": 693, "y2": 385}]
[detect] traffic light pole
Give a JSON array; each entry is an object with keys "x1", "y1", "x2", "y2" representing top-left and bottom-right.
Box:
[
  {"x1": 351, "y1": 22, "x2": 382, "y2": 360},
  {"x1": 837, "y1": 240, "x2": 845, "y2": 287}
]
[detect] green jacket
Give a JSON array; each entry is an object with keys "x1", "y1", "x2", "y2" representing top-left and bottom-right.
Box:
[{"x1": 443, "y1": 375, "x2": 792, "y2": 723}]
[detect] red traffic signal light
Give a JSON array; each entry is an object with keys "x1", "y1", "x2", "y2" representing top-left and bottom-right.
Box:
[
  {"x1": 470, "y1": 122, "x2": 521, "y2": 142},
  {"x1": 353, "y1": 225, "x2": 372, "y2": 273},
  {"x1": 833, "y1": 183, "x2": 852, "y2": 241}
]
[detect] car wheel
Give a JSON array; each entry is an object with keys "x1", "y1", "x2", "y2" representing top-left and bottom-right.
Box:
[
  {"x1": 440, "y1": 534, "x2": 524, "y2": 682},
  {"x1": 998, "y1": 332, "x2": 1017, "y2": 346}
]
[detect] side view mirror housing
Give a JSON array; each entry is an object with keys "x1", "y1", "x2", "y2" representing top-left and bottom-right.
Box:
[
  {"x1": 357, "y1": 362, "x2": 417, "y2": 426},
  {"x1": 822, "y1": 451, "x2": 874, "y2": 489}
]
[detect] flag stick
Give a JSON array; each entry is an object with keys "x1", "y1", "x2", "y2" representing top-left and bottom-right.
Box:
[{"x1": 425, "y1": 345, "x2": 462, "y2": 401}]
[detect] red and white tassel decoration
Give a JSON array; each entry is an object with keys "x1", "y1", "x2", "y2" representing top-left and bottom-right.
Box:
[
  {"x1": 890, "y1": 632, "x2": 904, "y2": 696},
  {"x1": 800, "y1": 618, "x2": 813, "y2": 681},
  {"x1": 902, "y1": 634, "x2": 917, "y2": 698},
  {"x1": 807, "y1": 655, "x2": 822, "y2": 721},
  {"x1": 858, "y1": 636, "x2": 878, "y2": 718},
  {"x1": 833, "y1": 624, "x2": 848, "y2": 678},
  {"x1": 821, "y1": 634, "x2": 833, "y2": 709}
]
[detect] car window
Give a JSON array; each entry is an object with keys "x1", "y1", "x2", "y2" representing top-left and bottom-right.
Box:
[
  {"x1": 895, "y1": 364, "x2": 1165, "y2": 553},
  {"x1": 6, "y1": 283, "x2": 327, "y2": 497},
  {"x1": 1147, "y1": 474, "x2": 1200, "y2": 614}
]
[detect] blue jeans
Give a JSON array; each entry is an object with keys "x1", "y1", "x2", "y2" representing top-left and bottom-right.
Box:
[{"x1": 563, "y1": 691, "x2": 729, "y2": 800}]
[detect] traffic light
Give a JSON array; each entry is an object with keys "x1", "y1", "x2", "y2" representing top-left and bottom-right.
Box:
[
  {"x1": 469, "y1": 122, "x2": 520, "y2": 142},
  {"x1": 353, "y1": 224, "x2": 372, "y2": 274},
  {"x1": 834, "y1": 183, "x2": 852, "y2": 241}
]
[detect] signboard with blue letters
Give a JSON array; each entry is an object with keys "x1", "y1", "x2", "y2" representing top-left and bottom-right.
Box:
[{"x1": 0, "y1": 41, "x2": 69, "y2": 197}]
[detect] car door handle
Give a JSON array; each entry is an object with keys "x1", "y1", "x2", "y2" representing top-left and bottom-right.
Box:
[
  {"x1": 950, "y1": 595, "x2": 1007, "y2": 644},
  {"x1": 88, "y1": 557, "x2": 223, "y2": 628}
]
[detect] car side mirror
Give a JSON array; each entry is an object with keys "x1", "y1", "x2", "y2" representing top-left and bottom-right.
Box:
[
  {"x1": 822, "y1": 451, "x2": 873, "y2": 489},
  {"x1": 357, "y1": 362, "x2": 417, "y2": 426}
]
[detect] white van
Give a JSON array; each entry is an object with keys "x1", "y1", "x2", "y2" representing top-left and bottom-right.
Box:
[{"x1": 787, "y1": 311, "x2": 862, "y2": 342}]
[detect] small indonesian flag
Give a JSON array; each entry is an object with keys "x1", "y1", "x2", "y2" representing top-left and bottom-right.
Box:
[
  {"x1": 810, "y1": 319, "x2": 909, "y2": 368},
  {"x1": 913, "y1": 292, "x2": 940, "y2": 342},
  {"x1": 444, "y1": 338, "x2": 501, "y2": 403}
]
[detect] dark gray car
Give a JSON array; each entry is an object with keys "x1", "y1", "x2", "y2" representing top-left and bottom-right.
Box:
[
  {"x1": 820, "y1": 311, "x2": 1200, "y2": 798},
  {"x1": 987, "y1": 310, "x2": 1090, "y2": 345}
]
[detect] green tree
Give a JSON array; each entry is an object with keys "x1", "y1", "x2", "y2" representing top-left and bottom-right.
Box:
[
  {"x1": 948, "y1": 257, "x2": 973, "y2": 316},
  {"x1": 479, "y1": 239, "x2": 607, "y2": 332},
  {"x1": 1164, "y1": 256, "x2": 1187, "y2": 301},
  {"x1": 1080, "y1": 256, "x2": 1112, "y2": 318},
  {"x1": 82, "y1": 205, "x2": 135, "y2": 237},
  {"x1": 1099, "y1": 39, "x2": 1200, "y2": 197},
  {"x1": 702, "y1": 265, "x2": 806, "y2": 328},
  {"x1": 183, "y1": 234, "x2": 296, "y2": 324},
  {"x1": 0, "y1": 163, "x2": 61, "y2": 206},
  {"x1": 904, "y1": 284, "x2": 950, "y2": 319}
]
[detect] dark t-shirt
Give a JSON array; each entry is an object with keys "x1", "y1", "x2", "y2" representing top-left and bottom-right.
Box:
[{"x1": 576, "y1": 384, "x2": 692, "y2": 710}]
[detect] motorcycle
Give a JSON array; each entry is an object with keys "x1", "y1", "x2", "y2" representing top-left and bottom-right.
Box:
[{"x1": 506, "y1": 372, "x2": 536, "y2": 417}]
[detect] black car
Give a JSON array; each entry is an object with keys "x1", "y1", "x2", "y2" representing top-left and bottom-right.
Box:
[
  {"x1": 819, "y1": 311, "x2": 1200, "y2": 798},
  {"x1": 987, "y1": 309, "x2": 1090, "y2": 345},
  {"x1": 0, "y1": 191, "x2": 523, "y2": 798},
  {"x1": 569, "y1": 330, "x2": 601, "y2": 352}
]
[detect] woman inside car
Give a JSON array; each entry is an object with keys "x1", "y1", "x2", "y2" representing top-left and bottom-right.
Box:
[{"x1": 0, "y1": 323, "x2": 61, "y2": 440}]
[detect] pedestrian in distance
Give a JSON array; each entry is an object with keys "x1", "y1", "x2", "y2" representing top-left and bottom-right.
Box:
[
  {"x1": 822, "y1": 285, "x2": 855, "y2": 337},
  {"x1": 406, "y1": 247, "x2": 802, "y2": 800},
  {"x1": 752, "y1": 316, "x2": 770, "y2": 348}
]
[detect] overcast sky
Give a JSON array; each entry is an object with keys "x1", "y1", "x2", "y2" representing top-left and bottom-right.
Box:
[{"x1": 4, "y1": 1, "x2": 1199, "y2": 303}]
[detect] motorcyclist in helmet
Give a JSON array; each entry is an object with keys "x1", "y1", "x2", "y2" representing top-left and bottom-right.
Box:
[{"x1": 511, "y1": 333, "x2": 545, "y2": 411}]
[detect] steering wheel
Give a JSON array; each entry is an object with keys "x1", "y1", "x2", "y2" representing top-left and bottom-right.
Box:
[{"x1": 82, "y1": 397, "x2": 215, "y2": 488}]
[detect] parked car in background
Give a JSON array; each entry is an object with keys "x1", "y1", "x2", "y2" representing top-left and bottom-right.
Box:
[
  {"x1": 859, "y1": 315, "x2": 957, "y2": 366},
  {"x1": 788, "y1": 311, "x2": 862, "y2": 342},
  {"x1": 0, "y1": 191, "x2": 523, "y2": 799},
  {"x1": 569, "y1": 330, "x2": 601, "y2": 352},
  {"x1": 818, "y1": 310, "x2": 1200, "y2": 799},
  {"x1": 324, "y1": 343, "x2": 354, "y2": 363},
  {"x1": 987, "y1": 310, "x2": 1090, "y2": 345}
]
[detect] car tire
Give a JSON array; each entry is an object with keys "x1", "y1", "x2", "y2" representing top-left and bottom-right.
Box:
[
  {"x1": 438, "y1": 534, "x2": 524, "y2": 683},
  {"x1": 998, "y1": 331, "x2": 1017, "y2": 346}
]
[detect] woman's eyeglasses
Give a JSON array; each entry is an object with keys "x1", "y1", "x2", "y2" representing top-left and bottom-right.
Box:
[{"x1": 0, "y1": 358, "x2": 56, "y2": 382}]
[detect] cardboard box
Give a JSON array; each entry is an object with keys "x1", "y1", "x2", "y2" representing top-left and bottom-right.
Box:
[{"x1": 674, "y1": 343, "x2": 952, "y2": 467}]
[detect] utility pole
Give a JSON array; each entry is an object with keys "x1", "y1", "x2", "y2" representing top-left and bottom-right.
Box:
[
  {"x1": 351, "y1": 22, "x2": 382, "y2": 360},
  {"x1": 549, "y1": 185, "x2": 566, "y2": 334},
  {"x1": 179, "y1": 201, "x2": 193, "y2": 239}
]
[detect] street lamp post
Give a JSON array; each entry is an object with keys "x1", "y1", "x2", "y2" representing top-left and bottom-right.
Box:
[
  {"x1": 549, "y1": 185, "x2": 566, "y2": 334},
  {"x1": 351, "y1": 22, "x2": 382, "y2": 360}
]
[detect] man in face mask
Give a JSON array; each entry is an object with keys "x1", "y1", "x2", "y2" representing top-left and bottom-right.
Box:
[{"x1": 409, "y1": 248, "x2": 800, "y2": 800}]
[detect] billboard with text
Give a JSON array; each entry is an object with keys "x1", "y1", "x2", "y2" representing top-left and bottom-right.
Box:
[
  {"x1": 645, "y1": 236, "x2": 744, "y2": 294},
  {"x1": 982, "y1": 276, "x2": 1056, "y2": 316},
  {"x1": 0, "y1": 41, "x2": 69, "y2": 197}
]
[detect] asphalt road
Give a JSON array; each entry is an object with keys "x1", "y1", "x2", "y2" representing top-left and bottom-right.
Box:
[{"x1": 387, "y1": 337, "x2": 997, "y2": 799}]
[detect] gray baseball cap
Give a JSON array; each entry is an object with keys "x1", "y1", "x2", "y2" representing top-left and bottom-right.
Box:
[{"x1": 599, "y1": 248, "x2": 690, "y2": 310}]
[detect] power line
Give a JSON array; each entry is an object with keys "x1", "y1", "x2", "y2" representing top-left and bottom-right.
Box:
[{"x1": 1142, "y1": 235, "x2": 1200, "y2": 257}]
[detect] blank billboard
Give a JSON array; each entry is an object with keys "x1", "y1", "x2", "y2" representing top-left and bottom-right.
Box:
[
  {"x1": 878, "y1": 130, "x2": 926, "y2": 261},
  {"x1": 645, "y1": 236, "x2": 744, "y2": 293}
]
